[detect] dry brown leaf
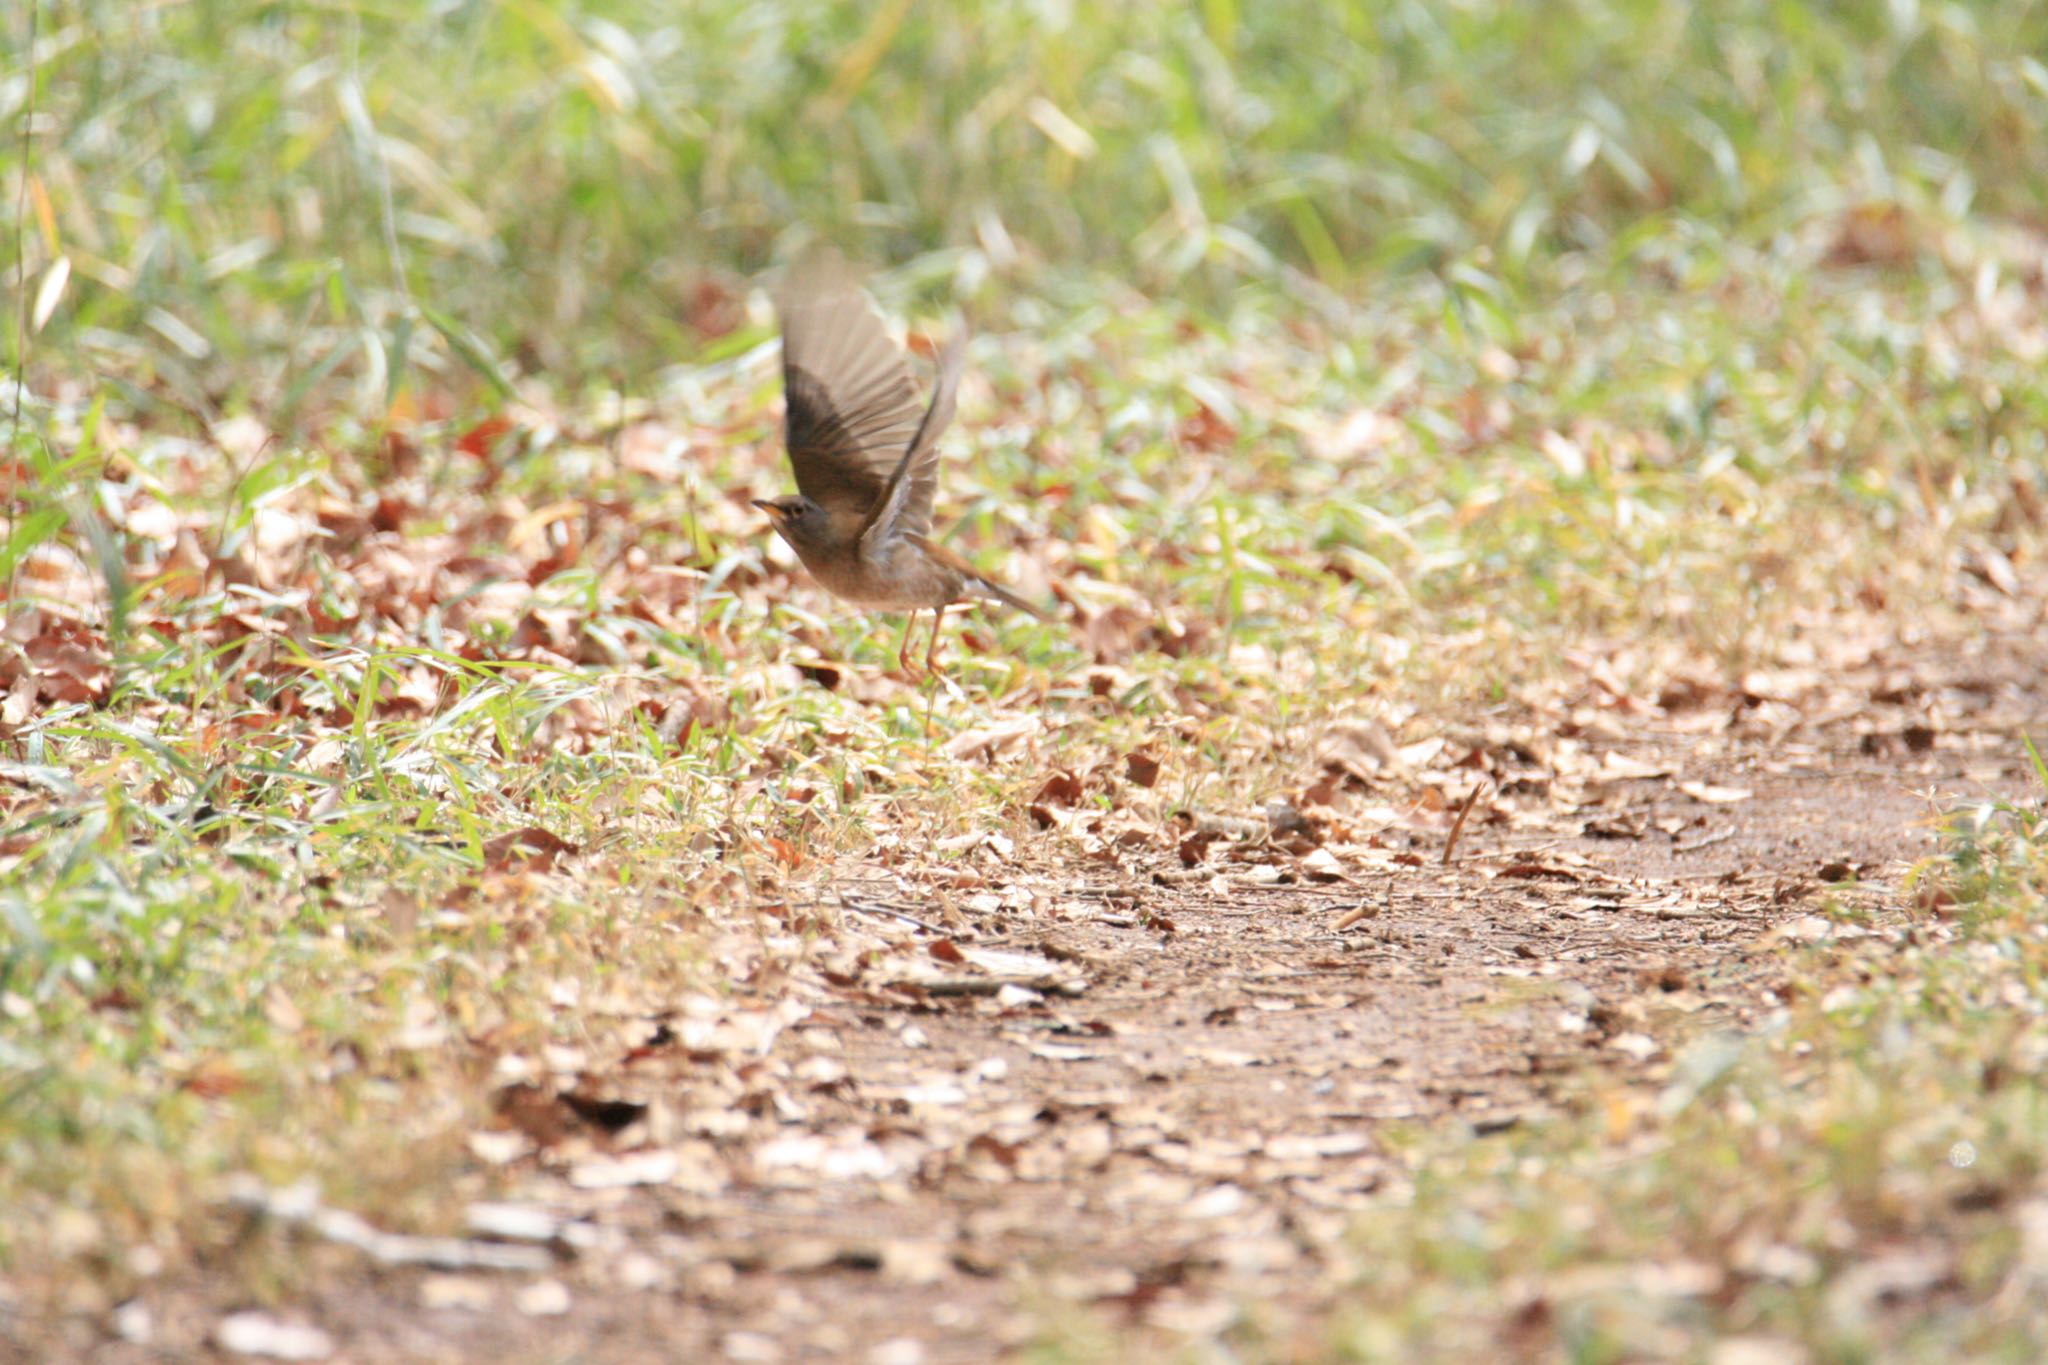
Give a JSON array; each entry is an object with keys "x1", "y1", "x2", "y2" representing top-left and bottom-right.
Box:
[
  {"x1": 483, "y1": 826, "x2": 579, "y2": 873},
  {"x1": 943, "y1": 715, "x2": 1039, "y2": 760},
  {"x1": 1316, "y1": 718, "x2": 1400, "y2": 781}
]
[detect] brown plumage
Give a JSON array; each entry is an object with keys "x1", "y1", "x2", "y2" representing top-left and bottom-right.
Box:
[{"x1": 755, "y1": 259, "x2": 1050, "y2": 677}]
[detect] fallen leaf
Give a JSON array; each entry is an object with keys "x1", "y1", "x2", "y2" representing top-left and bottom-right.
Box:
[
  {"x1": 419, "y1": 1275, "x2": 495, "y2": 1312},
  {"x1": 569, "y1": 1149, "x2": 679, "y2": 1189},
  {"x1": 464, "y1": 1203, "x2": 561, "y2": 1243},
  {"x1": 1036, "y1": 770, "x2": 1085, "y2": 806},
  {"x1": 1610, "y1": 1033, "x2": 1662, "y2": 1061},
  {"x1": 944, "y1": 715, "x2": 1039, "y2": 759},
  {"x1": 1264, "y1": 1132, "x2": 1373, "y2": 1160},
  {"x1": 483, "y1": 826, "x2": 579, "y2": 873},
  {"x1": 1316, "y1": 718, "x2": 1400, "y2": 781},
  {"x1": 514, "y1": 1278, "x2": 572, "y2": 1317},
  {"x1": 1299, "y1": 847, "x2": 1350, "y2": 882},
  {"x1": 455, "y1": 414, "x2": 518, "y2": 460},
  {"x1": 1592, "y1": 752, "x2": 1672, "y2": 782},
  {"x1": 1678, "y1": 781, "x2": 1752, "y2": 804},
  {"x1": 215, "y1": 1313, "x2": 334, "y2": 1360}
]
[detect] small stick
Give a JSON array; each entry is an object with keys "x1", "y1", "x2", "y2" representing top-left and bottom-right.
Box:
[
  {"x1": 1332, "y1": 901, "x2": 1378, "y2": 932},
  {"x1": 837, "y1": 895, "x2": 954, "y2": 938},
  {"x1": 1442, "y1": 780, "x2": 1489, "y2": 866},
  {"x1": 1674, "y1": 828, "x2": 1736, "y2": 854},
  {"x1": 1482, "y1": 837, "x2": 1569, "y2": 857}
]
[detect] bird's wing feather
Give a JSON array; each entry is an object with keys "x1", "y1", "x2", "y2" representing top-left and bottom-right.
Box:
[
  {"x1": 859, "y1": 328, "x2": 964, "y2": 554},
  {"x1": 777, "y1": 261, "x2": 925, "y2": 534}
]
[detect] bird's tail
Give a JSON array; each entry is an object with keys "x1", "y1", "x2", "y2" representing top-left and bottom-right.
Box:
[
  {"x1": 970, "y1": 576, "x2": 1055, "y2": 622},
  {"x1": 906, "y1": 532, "x2": 1056, "y2": 621}
]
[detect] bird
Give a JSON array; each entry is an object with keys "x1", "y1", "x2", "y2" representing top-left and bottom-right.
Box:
[{"x1": 754, "y1": 259, "x2": 1052, "y2": 679}]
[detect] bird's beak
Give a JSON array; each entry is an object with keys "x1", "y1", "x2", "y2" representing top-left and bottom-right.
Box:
[{"x1": 751, "y1": 499, "x2": 779, "y2": 520}]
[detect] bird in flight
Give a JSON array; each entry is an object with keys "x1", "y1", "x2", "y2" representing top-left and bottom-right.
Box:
[{"x1": 755, "y1": 258, "x2": 1051, "y2": 678}]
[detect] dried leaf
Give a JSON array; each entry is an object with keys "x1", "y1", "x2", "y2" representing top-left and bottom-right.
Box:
[
  {"x1": 483, "y1": 826, "x2": 579, "y2": 873},
  {"x1": 215, "y1": 1312, "x2": 334, "y2": 1360},
  {"x1": 1678, "y1": 781, "x2": 1752, "y2": 804}
]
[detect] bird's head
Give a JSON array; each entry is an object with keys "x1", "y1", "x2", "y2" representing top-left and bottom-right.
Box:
[{"x1": 752, "y1": 495, "x2": 830, "y2": 551}]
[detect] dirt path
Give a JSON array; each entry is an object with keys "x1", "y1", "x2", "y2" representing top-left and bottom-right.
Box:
[{"x1": 50, "y1": 603, "x2": 2047, "y2": 1365}]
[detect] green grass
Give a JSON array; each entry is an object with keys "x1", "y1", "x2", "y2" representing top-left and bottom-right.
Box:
[{"x1": 8, "y1": 0, "x2": 2048, "y2": 396}]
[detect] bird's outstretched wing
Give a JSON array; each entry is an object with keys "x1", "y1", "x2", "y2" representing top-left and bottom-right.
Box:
[
  {"x1": 859, "y1": 327, "x2": 964, "y2": 554},
  {"x1": 777, "y1": 259, "x2": 926, "y2": 537}
]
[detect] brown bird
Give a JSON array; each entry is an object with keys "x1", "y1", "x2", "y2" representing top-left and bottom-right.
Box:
[{"x1": 755, "y1": 261, "x2": 1051, "y2": 678}]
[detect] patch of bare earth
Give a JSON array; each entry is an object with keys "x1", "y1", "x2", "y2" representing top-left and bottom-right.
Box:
[{"x1": 33, "y1": 593, "x2": 2048, "y2": 1364}]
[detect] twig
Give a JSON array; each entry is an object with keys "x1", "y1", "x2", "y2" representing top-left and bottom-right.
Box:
[
  {"x1": 836, "y1": 895, "x2": 955, "y2": 938},
  {"x1": 1442, "y1": 780, "x2": 1489, "y2": 865},
  {"x1": 918, "y1": 974, "x2": 1087, "y2": 999},
  {"x1": 1481, "y1": 837, "x2": 1569, "y2": 857},
  {"x1": 225, "y1": 1180, "x2": 554, "y2": 1272},
  {"x1": 1674, "y1": 828, "x2": 1736, "y2": 854},
  {"x1": 1332, "y1": 901, "x2": 1378, "y2": 932}
]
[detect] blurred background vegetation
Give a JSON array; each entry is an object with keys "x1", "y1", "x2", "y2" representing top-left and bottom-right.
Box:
[{"x1": 5, "y1": 0, "x2": 2046, "y2": 412}]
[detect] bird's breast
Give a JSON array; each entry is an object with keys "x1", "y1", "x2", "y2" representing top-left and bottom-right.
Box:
[{"x1": 789, "y1": 535, "x2": 960, "y2": 610}]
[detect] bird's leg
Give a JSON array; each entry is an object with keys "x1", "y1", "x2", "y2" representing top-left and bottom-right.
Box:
[{"x1": 895, "y1": 611, "x2": 920, "y2": 679}]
